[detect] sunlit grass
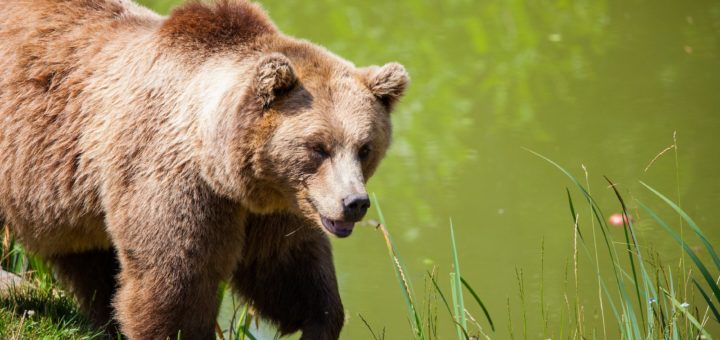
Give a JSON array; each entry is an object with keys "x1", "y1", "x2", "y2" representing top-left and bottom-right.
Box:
[
  {"x1": 368, "y1": 195, "x2": 494, "y2": 340},
  {"x1": 525, "y1": 150, "x2": 716, "y2": 338},
  {"x1": 0, "y1": 276, "x2": 101, "y2": 339},
  {"x1": 366, "y1": 152, "x2": 718, "y2": 339}
]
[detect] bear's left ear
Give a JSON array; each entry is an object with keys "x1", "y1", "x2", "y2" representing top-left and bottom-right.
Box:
[
  {"x1": 362, "y1": 62, "x2": 410, "y2": 111},
  {"x1": 253, "y1": 53, "x2": 297, "y2": 109}
]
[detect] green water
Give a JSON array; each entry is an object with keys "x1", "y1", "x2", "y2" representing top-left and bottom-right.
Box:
[{"x1": 140, "y1": 0, "x2": 720, "y2": 338}]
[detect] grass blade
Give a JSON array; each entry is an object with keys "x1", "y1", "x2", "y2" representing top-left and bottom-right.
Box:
[
  {"x1": 234, "y1": 303, "x2": 257, "y2": 340},
  {"x1": 373, "y1": 194, "x2": 424, "y2": 339},
  {"x1": 428, "y1": 271, "x2": 454, "y2": 318},
  {"x1": 460, "y1": 276, "x2": 495, "y2": 331},
  {"x1": 668, "y1": 267, "x2": 680, "y2": 340},
  {"x1": 428, "y1": 273, "x2": 470, "y2": 340},
  {"x1": 566, "y1": 188, "x2": 584, "y2": 240},
  {"x1": 606, "y1": 177, "x2": 658, "y2": 335},
  {"x1": 358, "y1": 314, "x2": 382, "y2": 340},
  {"x1": 526, "y1": 149, "x2": 627, "y2": 295},
  {"x1": 640, "y1": 181, "x2": 720, "y2": 271},
  {"x1": 692, "y1": 278, "x2": 720, "y2": 324},
  {"x1": 619, "y1": 213, "x2": 646, "y2": 330},
  {"x1": 450, "y1": 274, "x2": 470, "y2": 340},
  {"x1": 527, "y1": 149, "x2": 642, "y2": 336},
  {"x1": 449, "y1": 220, "x2": 467, "y2": 339},
  {"x1": 662, "y1": 288, "x2": 714, "y2": 339},
  {"x1": 638, "y1": 200, "x2": 720, "y2": 307}
]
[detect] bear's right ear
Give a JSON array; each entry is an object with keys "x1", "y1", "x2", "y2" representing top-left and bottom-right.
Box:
[
  {"x1": 362, "y1": 62, "x2": 410, "y2": 111},
  {"x1": 252, "y1": 53, "x2": 297, "y2": 109}
]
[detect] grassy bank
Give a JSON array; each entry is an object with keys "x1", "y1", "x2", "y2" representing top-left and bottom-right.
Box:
[{"x1": 0, "y1": 282, "x2": 101, "y2": 339}]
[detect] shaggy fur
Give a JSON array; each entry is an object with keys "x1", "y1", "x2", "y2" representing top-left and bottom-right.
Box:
[{"x1": 0, "y1": 0, "x2": 408, "y2": 339}]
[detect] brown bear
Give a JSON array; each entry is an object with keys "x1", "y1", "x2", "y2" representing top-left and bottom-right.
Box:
[{"x1": 0, "y1": 0, "x2": 409, "y2": 339}]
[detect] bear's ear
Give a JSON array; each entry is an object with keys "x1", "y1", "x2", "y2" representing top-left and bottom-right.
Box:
[
  {"x1": 253, "y1": 53, "x2": 297, "y2": 109},
  {"x1": 362, "y1": 62, "x2": 410, "y2": 111}
]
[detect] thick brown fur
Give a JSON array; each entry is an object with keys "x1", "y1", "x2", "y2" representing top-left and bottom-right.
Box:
[{"x1": 0, "y1": 0, "x2": 408, "y2": 339}]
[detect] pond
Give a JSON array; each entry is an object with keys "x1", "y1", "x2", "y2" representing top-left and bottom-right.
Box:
[{"x1": 140, "y1": 0, "x2": 720, "y2": 338}]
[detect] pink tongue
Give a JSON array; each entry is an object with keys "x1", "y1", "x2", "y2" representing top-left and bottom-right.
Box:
[
  {"x1": 335, "y1": 221, "x2": 356, "y2": 229},
  {"x1": 320, "y1": 217, "x2": 356, "y2": 237}
]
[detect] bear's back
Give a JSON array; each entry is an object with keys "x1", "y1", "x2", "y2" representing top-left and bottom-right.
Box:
[{"x1": 0, "y1": 0, "x2": 161, "y2": 253}]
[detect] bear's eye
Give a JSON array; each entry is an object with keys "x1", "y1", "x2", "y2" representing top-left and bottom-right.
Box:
[
  {"x1": 358, "y1": 144, "x2": 371, "y2": 160},
  {"x1": 311, "y1": 144, "x2": 330, "y2": 159}
]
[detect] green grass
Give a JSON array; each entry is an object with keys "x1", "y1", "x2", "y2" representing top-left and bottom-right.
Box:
[
  {"x1": 535, "y1": 151, "x2": 718, "y2": 339},
  {"x1": 0, "y1": 279, "x2": 101, "y2": 339},
  {"x1": 369, "y1": 195, "x2": 494, "y2": 340},
  {"x1": 0, "y1": 231, "x2": 103, "y2": 339},
  {"x1": 364, "y1": 150, "x2": 718, "y2": 339}
]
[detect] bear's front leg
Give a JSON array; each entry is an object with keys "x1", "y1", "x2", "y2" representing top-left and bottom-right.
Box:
[
  {"x1": 232, "y1": 213, "x2": 344, "y2": 340},
  {"x1": 107, "y1": 181, "x2": 245, "y2": 339},
  {"x1": 114, "y1": 261, "x2": 220, "y2": 339}
]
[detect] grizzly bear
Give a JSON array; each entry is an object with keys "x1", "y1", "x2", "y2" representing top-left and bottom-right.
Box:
[{"x1": 0, "y1": 0, "x2": 408, "y2": 339}]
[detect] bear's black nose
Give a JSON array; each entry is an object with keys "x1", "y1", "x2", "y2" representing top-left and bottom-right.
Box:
[{"x1": 342, "y1": 193, "x2": 370, "y2": 222}]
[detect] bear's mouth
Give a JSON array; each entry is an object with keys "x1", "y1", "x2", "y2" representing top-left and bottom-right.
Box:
[{"x1": 320, "y1": 216, "x2": 355, "y2": 238}]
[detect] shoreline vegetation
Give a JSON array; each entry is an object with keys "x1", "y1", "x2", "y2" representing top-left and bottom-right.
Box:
[
  {"x1": 0, "y1": 152, "x2": 718, "y2": 339},
  {"x1": 361, "y1": 149, "x2": 719, "y2": 339}
]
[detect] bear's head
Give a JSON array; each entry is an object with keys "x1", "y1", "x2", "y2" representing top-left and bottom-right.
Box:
[
  {"x1": 253, "y1": 46, "x2": 408, "y2": 237},
  {"x1": 200, "y1": 40, "x2": 408, "y2": 238}
]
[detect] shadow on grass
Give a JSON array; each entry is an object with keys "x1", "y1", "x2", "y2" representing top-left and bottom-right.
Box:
[{"x1": 0, "y1": 282, "x2": 103, "y2": 339}]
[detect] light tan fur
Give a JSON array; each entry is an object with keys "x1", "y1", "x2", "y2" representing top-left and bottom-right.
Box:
[{"x1": 0, "y1": 0, "x2": 408, "y2": 338}]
